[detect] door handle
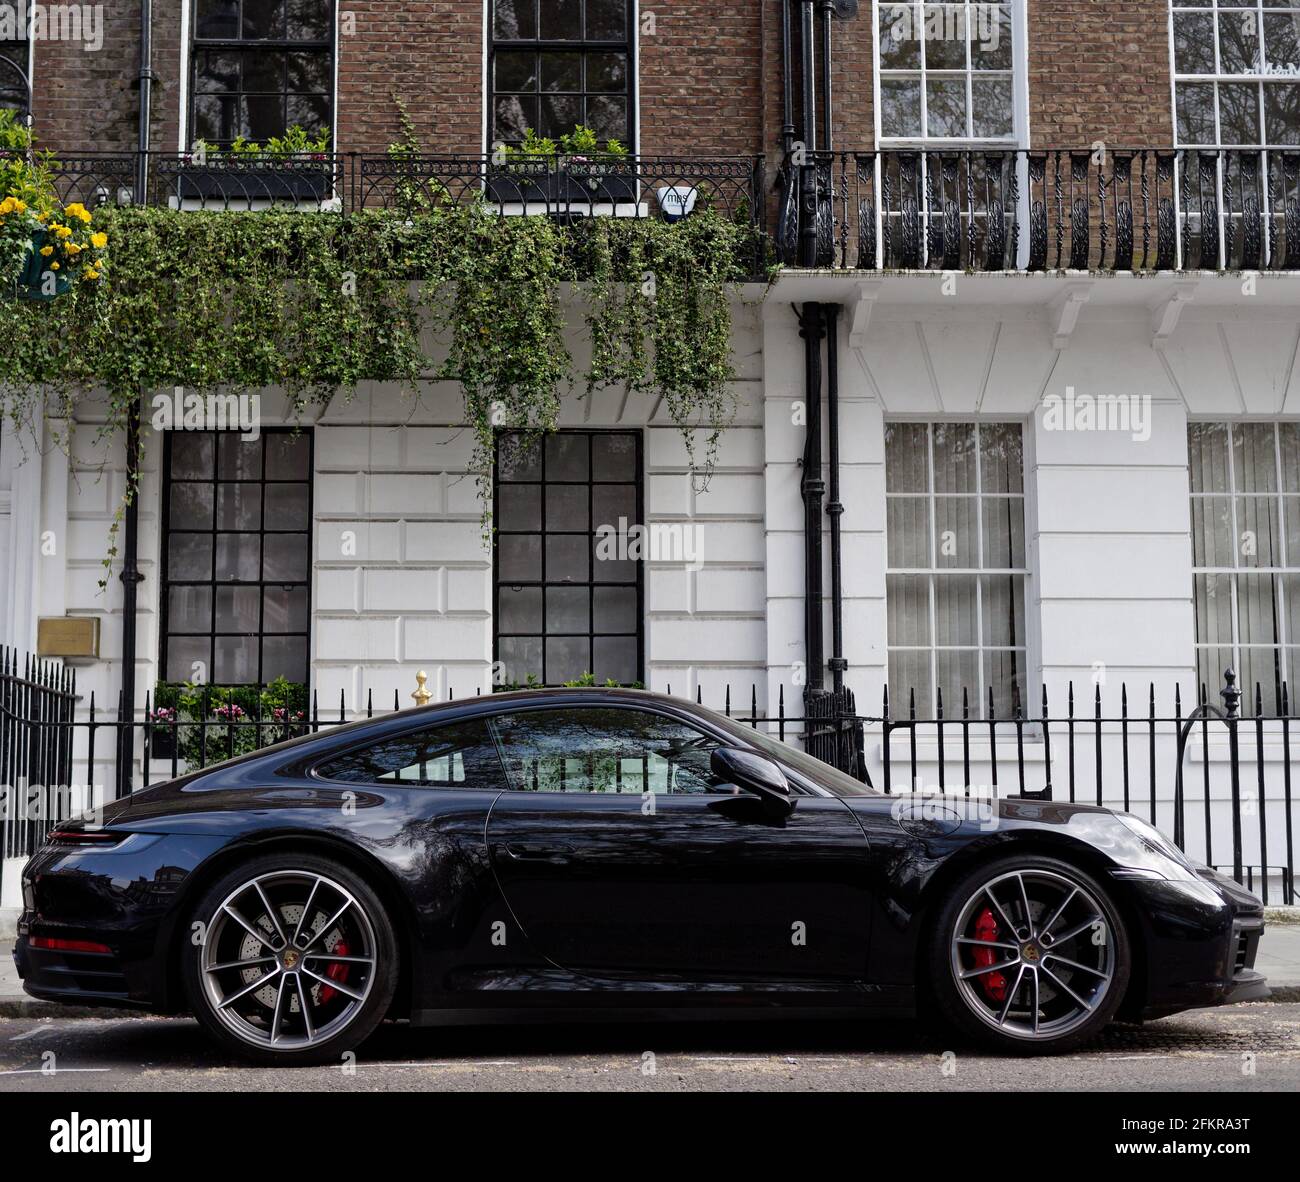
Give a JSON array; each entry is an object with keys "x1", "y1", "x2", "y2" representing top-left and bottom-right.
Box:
[{"x1": 498, "y1": 842, "x2": 573, "y2": 864}]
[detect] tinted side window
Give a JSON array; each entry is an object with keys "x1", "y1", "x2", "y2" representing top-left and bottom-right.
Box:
[
  {"x1": 489, "y1": 707, "x2": 725, "y2": 795},
  {"x1": 315, "y1": 719, "x2": 508, "y2": 790}
]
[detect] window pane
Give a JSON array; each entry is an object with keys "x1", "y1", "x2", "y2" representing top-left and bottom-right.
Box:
[
  {"x1": 1177, "y1": 83, "x2": 1217, "y2": 144},
  {"x1": 546, "y1": 585, "x2": 590, "y2": 632},
  {"x1": 592, "y1": 484, "x2": 635, "y2": 529},
  {"x1": 498, "y1": 636, "x2": 544, "y2": 684},
  {"x1": 592, "y1": 433, "x2": 636, "y2": 480},
  {"x1": 1189, "y1": 421, "x2": 1232, "y2": 493},
  {"x1": 881, "y1": 77, "x2": 923, "y2": 137},
  {"x1": 587, "y1": 52, "x2": 627, "y2": 90},
  {"x1": 972, "y1": 78, "x2": 1013, "y2": 138},
  {"x1": 546, "y1": 534, "x2": 590, "y2": 583},
  {"x1": 170, "y1": 483, "x2": 215, "y2": 529},
  {"x1": 1235, "y1": 424, "x2": 1279, "y2": 492},
  {"x1": 1194, "y1": 573, "x2": 1235, "y2": 648},
  {"x1": 926, "y1": 77, "x2": 967, "y2": 136},
  {"x1": 546, "y1": 636, "x2": 590, "y2": 683},
  {"x1": 1218, "y1": 12, "x2": 1261, "y2": 74},
  {"x1": 1282, "y1": 425, "x2": 1300, "y2": 493},
  {"x1": 539, "y1": 0, "x2": 581, "y2": 39},
  {"x1": 879, "y1": 5, "x2": 921, "y2": 70},
  {"x1": 316, "y1": 720, "x2": 509, "y2": 789},
  {"x1": 981, "y1": 574, "x2": 1025, "y2": 647},
  {"x1": 495, "y1": 95, "x2": 535, "y2": 141},
  {"x1": 1238, "y1": 573, "x2": 1283, "y2": 646},
  {"x1": 1191, "y1": 496, "x2": 1235, "y2": 567},
  {"x1": 971, "y1": 6, "x2": 1012, "y2": 70},
  {"x1": 495, "y1": 0, "x2": 537, "y2": 39},
  {"x1": 195, "y1": 50, "x2": 241, "y2": 93},
  {"x1": 923, "y1": 5, "x2": 966, "y2": 69},
  {"x1": 168, "y1": 586, "x2": 213, "y2": 633},
  {"x1": 495, "y1": 50, "x2": 538, "y2": 92},
  {"x1": 586, "y1": 0, "x2": 626, "y2": 39},
  {"x1": 935, "y1": 649, "x2": 979, "y2": 715},
  {"x1": 980, "y1": 423, "x2": 1023, "y2": 492},
  {"x1": 934, "y1": 575, "x2": 977, "y2": 645},
  {"x1": 932, "y1": 422, "x2": 977, "y2": 493},
  {"x1": 887, "y1": 574, "x2": 931, "y2": 645},
  {"x1": 241, "y1": 0, "x2": 286, "y2": 40},
  {"x1": 170, "y1": 434, "x2": 215, "y2": 479},
  {"x1": 593, "y1": 636, "x2": 637, "y2": 684},
  {"x1": 168, "y1": 534, "x2": 213, "y2": 581},
  {"x1": 888, "y1": 649, "x2": 933, "y2": 716},
  {"x1": 546, "y1": 483, "x2": 588, "y2": 530},
  {"x1": 499, "y1": 483, "x2": 541, "y2": 530},
  {"x1": 1264, "y1": 82, "x2": 1300, "y2": 145},
  {"x1": 264, "y1": 484, "x2": 309, "y2": 530},
  {"x1": 498, "y1": 534, "x2": 542, "y2": 582},
  {"x1": 1239, "y1": 496, "x2": 1282, "y2": 565},
  {"x1": 217, "y1": 533, "x2": 261, "y2": 581},
  {"x1": 285, "y1": 93, "x2": 328, "y2": 135},
  {"x1": 243, "y1": 94, "x2": 286, "y2": 140},
  {"x1": 167, "y1": 636, "x2": 211, "y2": 683},
  {"x1": 261, "y1": 635, "x2": 307, "y2": 682},
  {"x1": 934, "y1": 496, "x2": 977, "y2": 567},
  {"x1": 490, "y1": 708, "x2": 722, "y2": 795},
  {"x1": 498, "y1": 585, "x2": 543, "y2": 633},
  {"x1": 263, "y1": 586, "x2": 308, "y2": 633},
  {"x1": 885, "y1": 422, "x2": 929, "y2": 492},
  {"x1": 214, "y1": 635, "x2": 258, "y2": 682},
  {"x1": 594, "y1": 586, "x2": 636, "y2": 632},
  {"x1": 983, "y1": 648, "x2": 1026, "y2": 718},
  {"x1": 545, "y1": 432, "x2": 589, "y2": 480},
  {"x1": 219, "y1": 434, "x2": 262, "y2": 480},
  {"x1": 587, "y1": 95, "x2": 627, "y2": 140},
  {"x1": 500, "y1": 434, "x2": 543, "y2": 480},
  {"x1": 1174, "y1": 11, "x2": 1216, "y2": 73},
  {"x1": 1264, "y1": 12, "x2": 1300, "y2": 71},
  {"x1": 196, "y1": 0, "x2": 239, "y2": 38},
  {"x1": 286, "y1": 0, "x2": 331, "y2": 39},
  {"x1": 216, "y1": 483, "x2": 261, "y2": 530},
  {"x1": 243, "y1": 49, "x2": 286, "y2": 91},
  {"x1": 263, "y1": 534, "x2": 308, "y2": 580},
  {"x1": 541, "y1": 51, "x2": 582, "y2": 91},
  {"x1": 215, "y1": 585, "x2": 260, "y2": 632},
  {"x1": 981, "y1": 497, "x2": 1025, "y2": 568},
  {"x1": 1219, "y1": 81, "x2": 1261, "y2": 143}
]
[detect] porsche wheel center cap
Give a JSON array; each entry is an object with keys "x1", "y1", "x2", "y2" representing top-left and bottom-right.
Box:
[
  {"x1": 1021, "y1": 943, "x2": 1041, "y2": 963},
  {"x1": 281, "y1": 949, "x2": 301, "y2": 970}
]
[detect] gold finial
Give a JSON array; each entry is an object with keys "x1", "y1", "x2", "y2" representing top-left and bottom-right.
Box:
[{"x1": 411, "y1": 669, "x2": 432, "y2": 707}]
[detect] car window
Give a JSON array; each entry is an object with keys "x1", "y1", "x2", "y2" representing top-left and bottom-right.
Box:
[
  {"x1": 488, "y1": 707, "x2": 727, "y2": 795},
  {"x1": 314, "y1": 718, "x2": 509, "y2": 789}
]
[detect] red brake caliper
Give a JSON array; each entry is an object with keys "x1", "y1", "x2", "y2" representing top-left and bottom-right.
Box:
[
  {"x1": 973, "y1": 907, "x2": 1007, "y2": 1003},
  {"x1": 319, "y1": 940, "x2": 349, "y2": 1006}
]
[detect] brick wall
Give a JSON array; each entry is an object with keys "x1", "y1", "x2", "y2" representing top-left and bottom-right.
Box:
[
  {"x1": 24, "y1": 2, "x2": 1178, "y2": 163},
  {"x1": 1028, "y1": 1, "x2": 1174, "y2": 147}
]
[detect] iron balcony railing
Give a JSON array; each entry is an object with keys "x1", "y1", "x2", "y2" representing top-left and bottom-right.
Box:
[
  {"x1": 0, "y1": 654, "x2": 1294, "y2": 904},
  {"x1": 777, "y1": 147, "x2": 1300, "y2": 272}
]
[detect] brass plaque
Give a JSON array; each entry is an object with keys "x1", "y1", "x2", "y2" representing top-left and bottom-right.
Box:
[{"x1": 37, "y1": 616, "x2": 100, "y2": 659}]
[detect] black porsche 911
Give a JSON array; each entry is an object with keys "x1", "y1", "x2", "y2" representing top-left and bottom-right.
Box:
[{"x1": 14, "y1": 688, "x2": 1267, "y2": 1064}]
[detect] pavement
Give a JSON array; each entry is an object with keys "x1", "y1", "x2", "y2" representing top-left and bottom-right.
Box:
[{"x1": 0, "y1": 1005, "x2": 1297, "y2": 1091}]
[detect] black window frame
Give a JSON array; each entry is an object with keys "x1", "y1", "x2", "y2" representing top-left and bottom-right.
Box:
[
  {"x1": 493, "y1": 428, "x2": 645, "y2": 688},
  {"x1": 188, "y1": 0, "x2": 336, "y2": 149},
  {"x1": 159, "y1": 427, "x2": 314, "y2": 688},
  {"x1": 489, "y1": 0, "x2": 637, "y2": 150},
  {"x1": 0, "y1": 34, "x2": 30, "y2": 114}
]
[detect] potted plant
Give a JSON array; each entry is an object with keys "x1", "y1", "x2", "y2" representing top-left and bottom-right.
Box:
[
  {"x1": 489, "y1": 125, "x2": 635, "y2": 208},
  {"x1": 174, "y1": 125, "x2": 334, "y2": 203}
]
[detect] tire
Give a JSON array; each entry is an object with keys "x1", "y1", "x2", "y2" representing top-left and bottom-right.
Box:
[
  {"x1": 926, "y1": 853, "x2": 1130, "y2": 1055},
  {"x1": 181, "y1": 853, "x2": 399, "y2": 1066}
]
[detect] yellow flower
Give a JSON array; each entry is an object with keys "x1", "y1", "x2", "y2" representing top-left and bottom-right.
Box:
[
  {"x1": 55, "y1": 225, "x2": 72, "y2": 239},
  {"x1": 65, "y1": 202, "x2": 85, "y2": 217},
  {"x1": 83, "y1": 267, "x2": 99, "y2": 281},
  {"x1": 66, "y1": 243, "x2": 82, "y2": 255},
  {"x1": 50, "y1": 261, "x2": 59, "y2": 270},
  {"x1": 36, "y1": 210, "x2": 47, "y2": 222},
  {"x1": 39, "y1": 245, "x2": 53, "y2": 257},
  {"x1": 0, "y1": 196, "x2": 14, "y2": 215},
  {"x1": 90, "y1": 232, "x2": 108, "y2": 248},
  {"x1": 78, "y1": 209, "x2": 92, "y2": 223}
]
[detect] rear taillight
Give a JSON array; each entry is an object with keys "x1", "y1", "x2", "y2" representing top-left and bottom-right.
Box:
[
  {"x1": 47, "y1": 829, "x2": 125, "y2": 847},
  {"x1": 30, "y1": 936, "x2": 112, "y2": 954}
]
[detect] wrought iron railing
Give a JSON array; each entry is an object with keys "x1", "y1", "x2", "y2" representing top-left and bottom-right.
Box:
[
  {"x1": 0, "y1": 656, "x2": 1293, "y2": 902},
  {"x1": 778, "y1": 147, "x2": 1300, "y2": 272}
]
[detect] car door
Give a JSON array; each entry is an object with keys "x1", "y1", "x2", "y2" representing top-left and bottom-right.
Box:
[{"x1": 483, "y1": 702, "x2": 873, "y2": 985}]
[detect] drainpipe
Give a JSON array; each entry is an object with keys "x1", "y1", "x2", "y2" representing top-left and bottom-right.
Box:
[
  {"x1": 117, "y1": 0, "x2": 152, "y2": 796},
  {"x1": 798, "y1": 0, "x2": 818, "y2": 267},
  {"x1": 116, "y1": 400, "x2": 143, "y2": 798},
  {"x1": 800, "y1": 304, "x2": 825, "y2": 695},
  {"x1": 820, "y1": 0, "x2": 834, "y2": 153},
  {"x1": 780, "y1": 0, "x2": 795, "y2": 156},
  {"x1": 136, "y1": 0, "x2": 152, "y2": 201},
  {"x1": 825, "y1": 305, "x2": 845, "y2": 695}
]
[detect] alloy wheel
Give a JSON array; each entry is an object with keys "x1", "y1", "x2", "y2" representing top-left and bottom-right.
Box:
[
  {"x1": 199, "y1": 870, "x2": 378, "y2": 1051},
  {"x1": 948, "y1": 868, "x2": 1116, "y2": 1041}
]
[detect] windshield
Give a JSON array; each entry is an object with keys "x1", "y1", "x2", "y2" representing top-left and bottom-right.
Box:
[{"x1": 704, "y1": 708, "x2": 878, "y2": 797}]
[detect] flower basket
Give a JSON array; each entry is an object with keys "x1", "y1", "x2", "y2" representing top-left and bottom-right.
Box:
[{"x1": 17, "y1": 228, "x2": 70, "y2": 300}]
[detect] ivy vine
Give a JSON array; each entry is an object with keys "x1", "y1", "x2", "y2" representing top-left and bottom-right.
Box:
[{"x1": 0, "y1": 201, "x2": 769, "y2": 581}]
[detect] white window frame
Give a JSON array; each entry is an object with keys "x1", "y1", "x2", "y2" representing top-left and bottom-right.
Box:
[
  {"x1": 885, "y1": 419, "x2": 1031, "y2": 720},
  {"x1": 871, "y1": 0, "x2": 1030, "y2": 147},
  {"x1": 1188, "y1": 420, "x2": 1300, "y2": 714}
]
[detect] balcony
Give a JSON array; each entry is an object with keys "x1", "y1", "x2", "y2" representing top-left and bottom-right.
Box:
[{"x1": 776, "y1": 148, "x2": 1300, "y2": 273}]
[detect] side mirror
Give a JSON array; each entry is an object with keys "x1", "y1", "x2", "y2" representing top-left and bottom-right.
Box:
[{"x1": 710, "y1": 747, "x2": 793, "y2": 814}]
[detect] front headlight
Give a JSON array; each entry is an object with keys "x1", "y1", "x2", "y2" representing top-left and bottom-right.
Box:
[{"x1": 1114, "y1": 813, "x2": 1199, "y2": 873}]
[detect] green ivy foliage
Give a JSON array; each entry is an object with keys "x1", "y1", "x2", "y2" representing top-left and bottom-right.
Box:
[{"x1": 0, "y1": 203, "x2": 767, "y2": 545}]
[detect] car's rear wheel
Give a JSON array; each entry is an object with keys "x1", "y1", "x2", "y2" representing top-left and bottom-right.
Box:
[
  {"x1": 928, "y1": 853, "x2": 1130, "y2": 1055},
  {"x1": 182, "y1": 854, "x2": 398, "y2": 1066}
]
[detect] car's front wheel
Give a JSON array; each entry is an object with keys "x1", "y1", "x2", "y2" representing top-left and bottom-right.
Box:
[
  {"x1": 182, "y1": 854, "x2": 398, "y2": 1066},
  {"x1": 928, "y1": 853, "x2": 1130, "y2": 1054}
]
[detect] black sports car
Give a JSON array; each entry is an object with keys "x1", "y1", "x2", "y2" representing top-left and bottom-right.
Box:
[{"x1": 14, "y1": 688, "x2": 1267, "y2": 1064}]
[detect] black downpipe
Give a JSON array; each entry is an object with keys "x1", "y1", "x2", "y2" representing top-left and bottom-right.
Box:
[
  {"x1": 825, "y1": 305, "x2": 846, "y2": 693},
  {"x1": 781, "y1": 0, "x2": 795, "y2": 155},
  {"x1": 116, "y1": 402, "x2": 143, "y2": 798},
  {"x1": 819, "y1": 0, "x2": 834, "y2": 153},
  {"x1": 798, "y1": 0, "x2": 818, "y2": 267},
  {"x1": 136, "y1": 0, "x2": 152, "y2": 201},
  {"x1": 800, "y1": 304, "x2": 826, "y2": 694}
]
